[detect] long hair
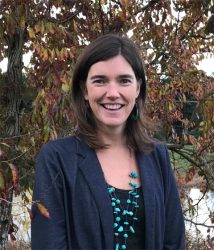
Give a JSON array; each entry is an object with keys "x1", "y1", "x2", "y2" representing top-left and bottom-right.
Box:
[{"x1": 71, "y1": 33, "x2": 156, "y2": 153}]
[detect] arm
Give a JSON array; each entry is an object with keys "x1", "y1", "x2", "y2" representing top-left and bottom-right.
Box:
[
  {"x1": 161, "y1": 146, "x2": 186, "y2": 250},
  {"x1": 31, "y1": 143, "x2": 69, "y2": 250}
]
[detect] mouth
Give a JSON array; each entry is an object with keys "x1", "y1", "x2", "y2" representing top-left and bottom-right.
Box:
[{"x1": 101, "y1": 103, "x2": 124, "y2": 111}]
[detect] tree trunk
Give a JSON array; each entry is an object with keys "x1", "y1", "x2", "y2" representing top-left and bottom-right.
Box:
[
  {"x1": 0, "y1": 189, "x2": 13, "y2": 250},
  {"x1": 0, "y1": 27, "x2": 26, "y2": 250}
]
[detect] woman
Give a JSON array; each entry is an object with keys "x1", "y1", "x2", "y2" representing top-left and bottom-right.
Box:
[{"x1": 31, "y1": 34, "x2": 185, "y2": 250}]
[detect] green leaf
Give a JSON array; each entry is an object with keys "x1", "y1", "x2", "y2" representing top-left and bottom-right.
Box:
[
  {"x1": 0, "y1": 171, "x2": 6, "y2": 190},
  {"x1": 62, "y1": 83, "x2": 70, "y2": 93}
]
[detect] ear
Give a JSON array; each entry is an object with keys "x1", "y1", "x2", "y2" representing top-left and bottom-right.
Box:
[
  {"x1": 136, "y1": 80, "x2": 141, "y2": 98},
  {"x1": 82, "y1": 83, "x2": 88, "y2": 100}
]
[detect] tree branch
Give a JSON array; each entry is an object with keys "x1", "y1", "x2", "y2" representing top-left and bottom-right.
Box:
[{"x1": 185, "y1": 218, "x2": 214, "y2": 229}]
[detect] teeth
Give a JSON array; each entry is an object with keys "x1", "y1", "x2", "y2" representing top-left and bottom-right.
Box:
[{"x1": 103, "y1": 104, "x2": 122, "y2": 110}]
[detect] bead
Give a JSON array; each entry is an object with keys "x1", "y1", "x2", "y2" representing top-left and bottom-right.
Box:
[
  {"x1": 127, "y1": 199, "x2": 131, "y2": 204},
  {"x1": 135, "y1": 195, "x2": 140, "y2": 198},
  {"x1": 128, "y1": 190, "x2": 134, "y2": 194},
  {"x1": 133, "y1": 217, "x2": 138, "y2": 221},
  {"x1": 129, "y1": 181, "x2": 138, "y2": 189},
  {"x1": 121, "y1": 245, "x2": 126, "y2": 249},
  {"x1": 111, "y1": 197, "x2": 116, "y2": 201},
  {"x1": 116, "y1": 216, "x2": 121, "y2": 222},
  {"x1": 118, "y1": 226, "x2": 123, "y2": 232},
  {"x1": 112, "y1": 202, "x2": 116, "y2": 206},
  {"x1": 130, "y1": 226, "x2": 135, "y2": 234},
  {"x1": 115, "y1": 243, "x2": 119, "y2": 250},
  {"x1": 124, "y1": 221, "x2": 129, "y2": 225},
  {"x1": 128, "y1": 211, "x2": 134, "y2": 216},
  {"x1": 116, "y1": 199, "x2": 120, "y2": 204},
  {"x1": 129, "y1": 172, "x2": 138, "y2": 178},
  {"x1": 108, "y1": 187, "x2": 115, "y2": 193},
  {"x1": 132, "y1": 201, "x2": 137, "y2": 206},
  {"x1": 114, "y1": 223, "x2": 118, "y2": 228},
  {"x1": 123, "y1": 233, "x2": 128, "y2": 238},
  {"x1": 114, "y1": 233, "x2": 119, "y2": 236},
  {"x1": 115, "y1": 208, "x2": 121, "y2": 212},
  {"x1": 122, "y1": 210, "x2": 127, "y2": 215}
]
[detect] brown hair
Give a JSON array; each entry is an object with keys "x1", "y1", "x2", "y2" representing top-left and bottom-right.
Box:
[{"x1": 71, "y1": 33, "x2": 155, "y2": 153}]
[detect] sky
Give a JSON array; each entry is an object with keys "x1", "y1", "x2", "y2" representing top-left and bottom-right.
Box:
[{"x1": 0, "y1": 53, "x2": 213, "y2": 76}]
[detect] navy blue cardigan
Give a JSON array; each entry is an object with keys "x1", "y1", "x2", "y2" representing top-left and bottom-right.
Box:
[{"x1": 31, "y1": 136, "x2": 185, "y2": 250}]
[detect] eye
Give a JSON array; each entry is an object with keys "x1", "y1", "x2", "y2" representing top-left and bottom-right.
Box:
[
  {"x1": 92, "y1": 79, "x2": 105, "y2": 85},
  {"x1": 120, "y1": 78, "x2": 132, "y2": 85}
]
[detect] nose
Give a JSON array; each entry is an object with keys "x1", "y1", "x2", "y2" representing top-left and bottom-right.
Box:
[{"x1": 106, "y1": 82, "x2": 120, "y2": 99}]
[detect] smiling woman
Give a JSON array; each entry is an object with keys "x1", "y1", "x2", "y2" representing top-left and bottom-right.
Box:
[
  {"x1": 31, "y1": 34, "x2": 185, "y2": 250},
  {"x1": 71, "y1": 34, "x2": 152, "y2": 152},
  {"x1": 84, "y1": 55, "x2": 140, "y2": 133}
]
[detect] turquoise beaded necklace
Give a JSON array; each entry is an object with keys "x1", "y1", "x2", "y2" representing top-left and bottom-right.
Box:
[{"x1": 107, "y1": 172, "x2": 140, "y2": 250}]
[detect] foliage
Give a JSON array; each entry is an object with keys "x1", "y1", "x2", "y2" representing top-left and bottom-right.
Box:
[{"x1": 0, "y1": 0, "x2": 214, "y2": 248}]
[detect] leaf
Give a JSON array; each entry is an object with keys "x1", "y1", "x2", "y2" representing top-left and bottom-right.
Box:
[
  {"x1": 36, "y1": 202, "x2": 50, "y2": 218},
  {"x1": 0, "y1": 171, "x2": 6, "y2": 190},
  {"x1": 119, "y1": 0, "x2": 130, "y2": 8},
  {"x1": 8, "y1": 163, "x2": 19, "y2": 190},
  {"x1": 62, "y1": 83, "x2": 70, "y2": 93},
  {"x1": 28, "y1": 27, "x2": 36, "y2": 38},
  {"x1": 34, "y1": 23, "x2": 40, "y2": 33},
  {"x1": 0, "y1": 142, "x2": 10, "y2": 147}
]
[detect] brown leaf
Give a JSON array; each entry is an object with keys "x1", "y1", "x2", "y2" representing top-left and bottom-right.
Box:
[
  {"x1": 36, "y1": 202, "x2": 50, "y2": 218},
  {"x1": 8, "y1": 163, "x2": 19, "y2": 190},
  {"x1": 119, "y1": 0, "x2": 130, "y2": 7}
]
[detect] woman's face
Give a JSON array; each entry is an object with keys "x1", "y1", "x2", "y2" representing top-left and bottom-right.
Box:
[{"x1": 84, "y1": 55, "x2": 140, "y2": 132}]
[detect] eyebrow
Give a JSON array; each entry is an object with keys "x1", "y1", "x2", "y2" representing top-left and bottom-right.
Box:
[
  {"x1": 90, "y1": 75, "x2": 106, "y2": 80},
  {"x1": 89, "y1": 74, "x2": 135, "y2": 80}
]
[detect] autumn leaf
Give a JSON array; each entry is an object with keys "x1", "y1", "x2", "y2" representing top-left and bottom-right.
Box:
[
  {"x1": 8, "y1": 163, "x2": 19, "y2": 190},
  {"x1": 62, "y1": 83, "x2": 70, "y2": 93},
  {"x1": 36, "y1": 202, "x2": 50, "y2": 218},
  {"x1": 0, "y1": 142, "x2": 10, "y2": 148},
  {"x1": 28, "y1": 27, "x2": 36, "y2": 38},
  {"x1": 119, "y1": 0, "x2": 130, "y2": 8},
  {"x1": 0, "y1": 170, "x2": 6, "y2": 190}
]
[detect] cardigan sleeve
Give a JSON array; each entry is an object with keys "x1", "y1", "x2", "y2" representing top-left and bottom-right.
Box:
[
  {"x1": 160, "y1": 145, "x2": 186, "y2": 250},
  {"x1": 31, "y1": 143, "x2": 69, "y2": 250}
]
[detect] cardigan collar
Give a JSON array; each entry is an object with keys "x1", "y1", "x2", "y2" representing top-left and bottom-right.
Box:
[
  {"x1": 137, "y1": 152, "x2": 155, "y2": 248},
  {"x1": 75, "y1": 137, "x2": 114, "y2": 249}
]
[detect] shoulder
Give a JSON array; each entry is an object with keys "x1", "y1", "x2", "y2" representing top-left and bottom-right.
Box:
[
  {"x1": 40, "y1": 136, "x2": 78, "y2": 154},
  {"x1": 143, "y1": 142, "x2": 172, "y2": 178},
  {"x1": 36, "y1": 136, "x2": 81, "y2": 164},
  {"x1": 146, "y1": 142, "x2": 170, "y2": 163}
]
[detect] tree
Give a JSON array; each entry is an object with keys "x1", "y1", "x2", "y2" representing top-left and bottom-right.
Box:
[{"x1": 0, "y1": 0, "x2": 213, "y2": 249}]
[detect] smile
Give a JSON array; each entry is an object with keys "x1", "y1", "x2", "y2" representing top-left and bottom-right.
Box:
[{"x1": 101, "y1": 104, "x2": 124, "y2": 110}]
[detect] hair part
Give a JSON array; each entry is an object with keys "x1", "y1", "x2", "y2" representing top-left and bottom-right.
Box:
[{"x1": 71, "y1": 33, "x2": 156, "y2": 153}]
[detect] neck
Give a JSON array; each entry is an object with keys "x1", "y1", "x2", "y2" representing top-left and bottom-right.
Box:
[{"x1": 97, "y1": 126, "x2": 127, "y2": 148}]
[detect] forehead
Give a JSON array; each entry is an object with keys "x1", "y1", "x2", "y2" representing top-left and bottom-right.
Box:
[{"x1": 87, "y1": 55, "x2": 135, "y2": 76}]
